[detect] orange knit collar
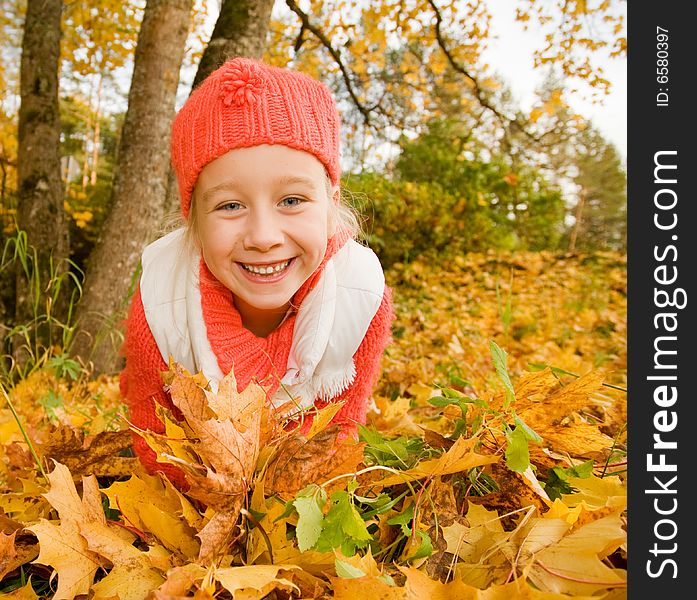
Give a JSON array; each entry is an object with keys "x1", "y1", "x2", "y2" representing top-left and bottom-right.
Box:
[{"x1": 197, "y1": 229, "x2": 351, "y2": 393}]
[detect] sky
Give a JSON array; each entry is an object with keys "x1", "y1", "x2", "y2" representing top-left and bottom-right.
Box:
[
  {"x1": 481, "y1": 0, "x2": 627, "y2": 159},
  {"x1": 194, "y1": 0, "x2": 628, "y2": 160},
  {"x1": 102, "y1": 0, "x2": 628, "y2": 164}
]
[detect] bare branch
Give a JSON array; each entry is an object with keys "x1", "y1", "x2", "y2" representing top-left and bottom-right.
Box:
[
  {"x1": 426, "y1": 0, "x2": 558, "y2": 146},
  {"x1": 285, "y1": 0, "x2": 377, "y2": 126}
]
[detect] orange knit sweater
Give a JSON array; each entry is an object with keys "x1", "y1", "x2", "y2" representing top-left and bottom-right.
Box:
[{"x1": 120, "y1": 237, "x2": 393, "y2": 489}]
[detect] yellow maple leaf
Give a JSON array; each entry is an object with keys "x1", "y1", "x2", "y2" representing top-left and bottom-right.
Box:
[
  {"x1": 27, "y1": 519, "x2": 102, "y2": 600},
  {"x1": 79, "y1": 518, "x2": 166, "y2": 600},
  {"x1": 213, "y1": 564, "x2": 301, "y2": 598},
  {"x1": 102, "y1": 471, "x2": 200, "y2": 558},
  {"x1": 527, "y1": 513, "x2": 627, "y2": 595}
]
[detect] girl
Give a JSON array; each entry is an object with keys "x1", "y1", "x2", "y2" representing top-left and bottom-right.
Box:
[{"x1": 120, "y1": 57, "x2": 394, "y2": 487}]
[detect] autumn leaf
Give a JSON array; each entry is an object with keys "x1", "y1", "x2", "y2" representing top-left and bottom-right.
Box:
[
  {"x1": 27, "y1": 519, "x2": 103, "y2": 600},
  {"x1": 526, "y1": 513, "x2": 627, "y2": 595},
  {"x1": 1, "y1": 251, "x2": 626, "y2": 597},
  {"x1": 79, "y1": 517, "x2": 166, "y2": 600},
  {"x1": 213, "y1": 564, "x2": 301, "y2": 598},
  {"x1": 139, "y1": 361, "x2": 270, "y2": 564},
  {"x1": 26, "y1": 463, "x2": 107, "y2": 600},
  {"x1": 0, "y1": 530, "x2": 17, "y2": 580},
  {"x1": 102, "y1": 471, "x2": 200, "y2": 558},
  {"x1": 38, "y1": 427, "x2": 135, "y2": 479},
  {"x1": 265, "y1": 424, "x2": 366, "y2": 497}
]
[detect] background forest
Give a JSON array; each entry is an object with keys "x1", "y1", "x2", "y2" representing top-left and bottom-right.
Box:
[{"x1": 0, "y1": 1, "x2": 627, "y2": 598}]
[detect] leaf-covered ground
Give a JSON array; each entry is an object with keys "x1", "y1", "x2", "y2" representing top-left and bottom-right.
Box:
[{"x1": 0, "y1": 251, "x2": 627, "y2": 599}]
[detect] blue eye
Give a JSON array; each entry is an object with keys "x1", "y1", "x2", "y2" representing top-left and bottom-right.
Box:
[
  {"x1": 219, "y1": 201, "x2": 243, "y2": 211},
  {"x1": 280, "y1": 196, "x2": 304, "y2": 207}
]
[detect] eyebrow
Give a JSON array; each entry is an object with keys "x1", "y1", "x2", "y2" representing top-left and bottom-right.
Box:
[
  {"x1": 275, "y1": 175, "x2": 317, "y2": 187},
  {"x1": 200, "y1": 182, "x2": 238, "y2": 205},
  {"x1": 200, "y1": 175, "x2": 318, "y2": 205}
]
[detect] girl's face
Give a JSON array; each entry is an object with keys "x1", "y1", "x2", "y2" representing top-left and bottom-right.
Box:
[{"x1": 192, "y1": 145, "x2": 334, "y2": 336}]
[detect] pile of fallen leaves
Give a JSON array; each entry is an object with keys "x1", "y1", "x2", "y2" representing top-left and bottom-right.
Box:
[{"x1": 0, "y1": 251, "x2": 627, "y2": 599}]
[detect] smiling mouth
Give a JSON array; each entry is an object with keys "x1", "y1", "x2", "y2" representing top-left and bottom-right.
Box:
[{"x1": 240, "y1": 259, "x2": 292, "y2": 275}]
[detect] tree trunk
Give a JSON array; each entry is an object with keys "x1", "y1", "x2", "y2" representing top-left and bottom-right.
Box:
[
  {"x1": 81, "y1": 76, "x2": 95, "y2": 191},
  {"x1": 568, "y1": 187, "x2": 586, "y2": 253},
  {"x1": 72, "y1": 0, "x2": 193, "y2": 374},
  {"x1": 15, "y1": 0, "x2": 68, "y2": 332},
  {"x1": 90, "y1": 75, "x2": 103, "y2": 186},
  {"x1": 162, "y1": 0, "x2": 275, "y2": 217}
]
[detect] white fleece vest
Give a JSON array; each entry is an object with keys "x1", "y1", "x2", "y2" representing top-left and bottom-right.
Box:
[{"x1": 139, "y1": 228, "x2": 385, "y2": 412}]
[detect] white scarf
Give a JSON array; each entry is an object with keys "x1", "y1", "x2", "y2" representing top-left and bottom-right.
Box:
[{"x1": 139, "y1": 228, "x2": 385, "y2": 411}]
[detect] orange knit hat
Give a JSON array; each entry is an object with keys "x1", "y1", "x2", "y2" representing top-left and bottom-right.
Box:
[{"x1": 171, "y1": 58, "x2": 341, "y2": 218}]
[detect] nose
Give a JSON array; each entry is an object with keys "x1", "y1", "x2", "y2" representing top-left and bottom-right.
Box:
[{"x1": 243, "y1": 206, "x2": 285, "y2": 251}]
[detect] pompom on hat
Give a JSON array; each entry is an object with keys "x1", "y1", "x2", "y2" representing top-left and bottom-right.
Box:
[{"x1": 170, "y1": 58, "x2": 342, "y2": 218}]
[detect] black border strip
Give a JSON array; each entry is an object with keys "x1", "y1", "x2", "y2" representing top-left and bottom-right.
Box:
[{"x1": 628, "y1": 3, "x2": 693, "y2": 594}]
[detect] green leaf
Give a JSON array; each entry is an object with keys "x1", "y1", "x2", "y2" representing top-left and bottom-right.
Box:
[
  {"x1": 408, "y1": 531, "x2": 434, "y2": 561},
  {"x1": 570, "y1": 460, "x2": 595, "y2": 478},
  {"x1": 332, "y1": 491, "x2": 372, "y2": 541},
  {"x1": 314, "y1": 491, "x2": 372, "y2": 554},
  {"x1": 293, "y1": 486, "x2": 326, "y2": 552},
  {"x1": 543, "y1": 459, "x2": 596, "y2": 500},
  {"x1": 387, "y1": 501, "x2": 415, "y2": 536},
  {"x1": 513, "y1": 412, "x2": 542, "y2": 443},
  {"x1": 489, "y1": 340, "x2": 515, "y2": 408},
  {"x1": 47, "y1": 354, "x2": 81, "y2": 380},
  {"x1": 505, "y1": 426, "x2": 530, "y2": 473},
  {"x1": 335, "y1": 558, "x2": 366, "y2": 579}
]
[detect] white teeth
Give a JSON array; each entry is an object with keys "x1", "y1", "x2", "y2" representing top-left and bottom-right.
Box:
[{"x1": 242, "y1": 260, "x2": 290, "y2": 275}]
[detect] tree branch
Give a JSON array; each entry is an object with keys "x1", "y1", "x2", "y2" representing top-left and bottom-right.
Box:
[
  {"x1": 285, "y1": 0, "x2": 378, "y2": 126},
  {"x1": 427, "y1": 0, "x2": 559, "y2": 146}
]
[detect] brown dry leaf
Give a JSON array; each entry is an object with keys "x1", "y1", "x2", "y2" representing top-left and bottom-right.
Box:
[
  {"x1": 132, "y1": 407, "x2": 200, "y2": 470},
  {"x1": 0, "y1": 477, "x2": 50, "y2": 523},
  {"x1": 445, "y1": 504, "x2": 512, "y2": 589},
  {"x1": 13, "y1": 541, "x2": 41, "y2": 579},
  {"x1": 38, "y1": 427, "x2": 135, "y2": 479},
  {"x1": 453, "y1": 503, "x2": 625, "y2": 596},
  {"x1": 378, "y1": 436, "x2": 498, "y2": 486},
  {"x1": 0, "y1": 530, "x2": 17, "y2": 579},
  {"x1": 419, "y1": 476, "x2": 462, "y2": 528},
  {"x1": 0, "y1": 511, "x2": 25, "y2": 535},
  {"x1": 475, "y1": 579, "x2": 601, "y2": 599},
  {"x1": 265, "y1": 424, "x2": 366, "y2": 497},
  {"x1": 166, "y1": 362, "x2": 265, "y2": 478},
  {"x1": 155, "y1": 362, "x2": 268, "y2": 564}
]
